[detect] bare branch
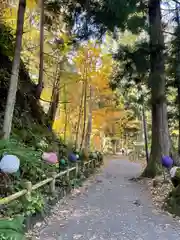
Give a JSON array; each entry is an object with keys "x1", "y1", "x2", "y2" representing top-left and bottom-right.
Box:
[{"x1": 40, "y1": 97, "x2": 71, "y2": 104}]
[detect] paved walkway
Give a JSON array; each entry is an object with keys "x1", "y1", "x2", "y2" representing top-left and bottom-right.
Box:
[{"x1": 36, "y1": 159, "x2": 180, "y2": 240}]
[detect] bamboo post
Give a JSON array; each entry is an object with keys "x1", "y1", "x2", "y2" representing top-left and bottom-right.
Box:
[
  {"x1": 93, "y1": 158, "x2": 96, "y2": 168},
  {"x1": 87, "y1": 160, "x2": 90, "y2": 174},
  {"x1": 91, "y1": 160, "x2": 94, "y2": 171},
  {"x1": 66, "y1": 166, "x2": 71, "y2": 192},
  {"x1": 87, "y1": 161, "x2": 89, "y2": 169},
  {"x1": 98, "y1": 157, "x2": 100, "y2": 166},
  {"x1": 75, "y1": 162, "x2": 79, "y2": 177},
  {"x1": 24, "y1": 181, "x2": 32, "y2": 201},
  {"x1": 97, "y1": 157, "x2": 99, "y2": 166},
  {"x1": 82, "y1": 161, "x2": 85, "y2": 173},
  {"x1": 50, "y1": 172, "x2": 56, "y2": 195},
  {"x1": 93, "y1": 159, "x2": 96, "y2": 168},
  {"x1": 101, "y1": 154, "x2": 104, "y2": 165},
  {"x1": 66, "y1": 166, "x2": 69, "y2": 181}
]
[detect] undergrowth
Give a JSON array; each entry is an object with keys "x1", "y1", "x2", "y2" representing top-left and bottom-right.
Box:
[
  {"x1": 165, "y1": 185, "x2": 180, "y2": 217},
  {"x1": 0, "y1": 128, "x2": 102, "y2": 217},
  {"x1": 0, "y1": 216, "x2": 25, "y2": 240},
  {"x1": 0, "y1": 122, "x2": 67, "y2": 217}
]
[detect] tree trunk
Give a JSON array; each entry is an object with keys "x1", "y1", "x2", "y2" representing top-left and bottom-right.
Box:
[
  {"x1": 75, "y1": 82, "x2": 84, "y2": 149},
  {"x1": 36, "y1": 0, "x2": 44, "y2": 99},
  {"x1": 175, "y1": 4, "x2": 180, "y2": 155},
  {"x1": 63, "y1": 84, "x2": 68, "y2": 144},
  {"x1": 84, "y1": 85, "x2": 92, "y2": 150},
  {"x1": 178, "y1": 88, "x2": 180, "y2": 154},
  {"x1": 47, "y1": 81, "x2": 59, "y2": 128},
  {"x1": 138, "y1": 113, "x2": 144, "y2": 143},
  {"x1": 143, "y1": 0, "x2": 170, "y2": 177},
  {"x1": 80, "y1": 78, "x2": 88, "y2": 150},
  {"x1": 47, "y1": 63, "x2": 61, "y2": 128},
  {"x1": 3, "y1": 0, "x2": 26, "y2": 139},
  {"x1": 142, "y1": 104, "x2": 149, "y2": 163}
]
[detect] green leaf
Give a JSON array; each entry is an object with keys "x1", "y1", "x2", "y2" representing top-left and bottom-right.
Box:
[{"x1": 0, "y1": 216, "x2": 25, "y2": 240}]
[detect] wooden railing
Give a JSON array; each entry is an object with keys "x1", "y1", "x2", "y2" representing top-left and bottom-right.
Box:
[{"x1": 0, "y1": 158, "x2": 103, "y2": 206}]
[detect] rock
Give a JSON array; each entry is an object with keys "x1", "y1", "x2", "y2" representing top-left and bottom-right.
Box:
[
  {"x1": 170, "y1": 167, "x2": 179, "y2": 178},
  {"x1": 152, "y1": 176, "x2": 164, "y2": 187},
  {"x1": 35, "y1": 222, "x2": 42, "y2": 228},
  {"x1": 133, "y1": 199, "x2": 141, "y2": 206}
]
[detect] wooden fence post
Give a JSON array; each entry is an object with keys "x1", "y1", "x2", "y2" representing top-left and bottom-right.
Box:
[
  {"x1": 97, "y1": 157, "x2": 99, "y2": 166},
  {"x1": 87, "y1": 161, "x2": 89, "y2": 170},
  {"x1": 82, "y1": 161, "x2": 85, "y2": 173},
  {"x1": 66, "y1": 166, "x2": 71, "y2": 192},
  {"x1": 50, "y1": 172, "x2": 56, "y2": 195},
  {"x1": 24, "y1": 181, "x2": 32, "y2": 201},
  {"x1": 66, "y1": 167, "x2": 69, "y2": 181},
  {"x1": 95, "y1": 158, "x2": 98, "y2": 168},
  {"x1": 75, "y1": 162, "x2": 79, "y2": 177},
  {"x1": 93, "y1": 158, "x2": 96, "y2": 169},
  {"x1": 87, "y1": 161, "x2": 90, "y2": 175},
  {"x1": 91, "y1": 160, "x2": 94, "y2": 171}
]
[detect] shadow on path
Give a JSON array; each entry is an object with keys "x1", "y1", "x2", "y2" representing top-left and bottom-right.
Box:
[{"x1": 36, "y1": 159, "x2": 180, "y2": 240}]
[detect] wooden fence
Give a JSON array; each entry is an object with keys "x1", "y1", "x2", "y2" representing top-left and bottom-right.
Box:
[{"x1": 0, "y1": 158, "x2": 103, "y2": 206}]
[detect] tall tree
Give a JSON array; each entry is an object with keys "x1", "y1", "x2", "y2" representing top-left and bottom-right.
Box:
[
  {"x1": 63, "y1": 83, "x2": 68, "y2": 143},
  {"x1": 80, "y1": 74, "x2": 88, "y2": 149},
  {"x1": 36, "y1": 0, "x2": 44, "y2": 99},
  {"x1": 3, "y1": 0, "x2": 26, "y2": 139},
  {"x1": 174, "y1": 3, "x2": 180, "y2": 154},
  {"x1": 142, "y1": 102, "x2": 149, "y2": 163},
  {"x1": 84, "y1": 85, "x2": 93, "y2": 149},
  {"x1": 47, "y1": 60, "x2": 61, "y2": 128},
  {"x1": 143, "y1": 0, "x2": 171, "y2": 177},
  {"x1": 75, "y1": 82, "x2": 84, "y2": 149}
]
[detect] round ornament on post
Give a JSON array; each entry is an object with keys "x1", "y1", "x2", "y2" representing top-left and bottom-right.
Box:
[
  {"x1": 42, "y1": 152, "x2": 58, "y2": 164},
  {"x1": 68, "y1": 153, "x2": 77, "y2": 162},
  {"x1": 161, "y1": 156, "x2": 173, "y2": 169},
  {"x1": 0, "y1": 154, "x2": 20, "y2": 174},
  {"x1": 60, "y1": 158, "x2": 66, "y2": 165}
]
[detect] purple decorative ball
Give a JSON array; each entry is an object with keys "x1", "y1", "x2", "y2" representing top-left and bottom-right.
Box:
[
  {"x1": 68, "y1": 153, "x2": 77, "y2": 162},
  {"x1": 161, "y1": 156, "x2": 173, "y2": 168}
]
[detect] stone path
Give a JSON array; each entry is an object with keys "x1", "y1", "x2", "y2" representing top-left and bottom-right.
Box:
[{"x1": 35, "y1": 159, "x2": 180, "y2": 240}]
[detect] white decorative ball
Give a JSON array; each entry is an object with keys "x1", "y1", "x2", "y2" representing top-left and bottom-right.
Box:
[{"x1": 0, "y1": 155, "x2": 20, "y2": 173}]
